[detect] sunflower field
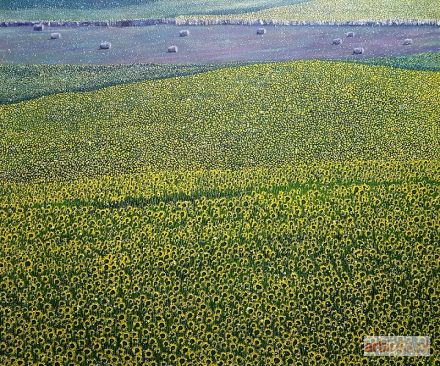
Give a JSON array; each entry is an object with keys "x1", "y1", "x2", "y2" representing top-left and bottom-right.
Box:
[
  {"x1": 0, "y1": 60, "x2": 439, "y2": 365},
  {"x1": 2, "y1": 53, "x2": 439, "y2": 105},
  {"x1": 1, "y1": 61, "x2": 439, "y2": 182}
]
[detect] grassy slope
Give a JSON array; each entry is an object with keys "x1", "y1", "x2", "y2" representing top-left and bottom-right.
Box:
[
  {"x1": 1, "y1": 60, "x2": 439, "y2": 364},
  {"x1": 350, "y1": 52, "x2": 440, "y2": 71},
  {"x1": 1, "y1": 53, "x2": 439, "y2": 105},
  {"x1": 1, "y1": 60, "x2": 439, "y2": 182},
  {"x1": 0, "y1": 63, "x2": 240, "y2": 104},
  {"x1": 0, "y1": 0, "x2": 305, "y2": 21}
]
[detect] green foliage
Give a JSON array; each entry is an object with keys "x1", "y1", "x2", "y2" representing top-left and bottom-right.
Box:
[{"x1": 1, "y1": 0, "x2": 154, "y2": 9}]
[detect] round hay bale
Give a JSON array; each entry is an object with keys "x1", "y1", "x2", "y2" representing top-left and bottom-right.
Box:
[
  {"x1": 346, "y1": 31, "x2": 355, "y2": 38},
  {"x1": 256, "y1": 28, "x2": 266, "y2": 35},
  {"x1": 332, "y1": 38, "x2": 343, "y2": 45},
  {"x1": 168, "y1": 45, "x2": 178, "y2": 53},
  {"x1": 50, "y1": 32, "x2": 61, "y2": 40},
  {"x1": 403, "y1": 38, "x2": 413, "y2": 45},
  {"x1": 353, "y1": 47, "x2": 364, "y2": 55},
  {"x1": 179, "y1": 29, "x2": 190, "y2": 37},
  {"x1": 33, "y1": 23, "x2": 44, "y2": 31},
  {"x1": 99, "y1": 41, "x2": 112, "y2": 50}
]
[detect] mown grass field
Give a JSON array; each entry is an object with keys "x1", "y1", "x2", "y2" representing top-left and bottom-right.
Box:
[{"x1": 0, "y1": 60, "x2": 439, "y2": 364}]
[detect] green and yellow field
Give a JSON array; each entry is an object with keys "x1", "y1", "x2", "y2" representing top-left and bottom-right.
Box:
[
  {"x1": 1, "y1": 60, "x2": 439, "y2": 364},
  {"x1": 209, "y1": 0, "x2": 440, "y2": 22},
  {"x1": 1, "y1": 0, "x2": 439, "y2": 21},
  {"x1": 0, "y1": 63, "x2": 231, "y2": 104}
]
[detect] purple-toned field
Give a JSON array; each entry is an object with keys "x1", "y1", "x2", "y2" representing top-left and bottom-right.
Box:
[{"x1": 0, "y1": 24, "x2": 439, "y2": 64}]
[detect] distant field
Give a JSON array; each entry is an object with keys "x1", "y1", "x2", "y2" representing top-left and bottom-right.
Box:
[
  {"x1": 2, "y1": 52, "x2": 439, "y2": 105},
  {"x1": 0, "y1": 0, "x2": 305, "y2": 21},
  {"x1": 1, "y1": 60, "x2": 439, "y2": 181},
  {"x1": 1, "y1": 0, "x2": 439, "y2": 21},
  {"x1": 191, "y1": 0, "x2": 440, "y2": 23}
]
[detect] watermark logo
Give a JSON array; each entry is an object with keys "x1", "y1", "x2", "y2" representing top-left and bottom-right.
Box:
[{"x1": 364, "y1": 336, "x2": 430, "y2": 356}]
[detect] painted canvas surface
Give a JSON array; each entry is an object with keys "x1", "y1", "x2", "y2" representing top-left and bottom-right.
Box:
[{"x1": 1, "y1": 1, "x2": 439, "y2": 365}]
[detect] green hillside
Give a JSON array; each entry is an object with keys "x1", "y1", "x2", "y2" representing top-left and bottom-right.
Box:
[
  {"x1": 0, "y1": 63, "x2": 235, "y2": 104},
  {"x1": 351, "y1": 52, "x2": 440, "y2": 71}
]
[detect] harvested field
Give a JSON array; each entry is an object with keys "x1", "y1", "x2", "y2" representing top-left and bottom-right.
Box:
[{"x1": 0, "y1": 24, "x2": 438, "y2": 64}]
